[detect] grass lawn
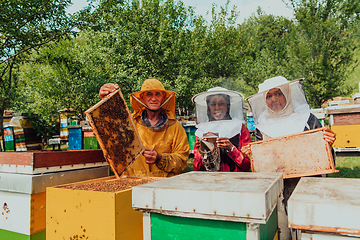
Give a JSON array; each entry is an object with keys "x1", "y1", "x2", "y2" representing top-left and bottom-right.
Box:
[
  {"x1": 329, "y1": 156, "x2": 360, "y2": 178},
  {"x1": 182, "y1": 156, "x2": 360, "y2": 178}
]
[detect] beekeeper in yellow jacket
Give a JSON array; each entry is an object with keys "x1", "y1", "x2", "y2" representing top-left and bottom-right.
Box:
[{"x1": 99, "y1": 79, "x2": 189, "y2": 177}]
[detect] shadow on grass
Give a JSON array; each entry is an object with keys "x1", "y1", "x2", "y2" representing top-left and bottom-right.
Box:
[{"x1": 328, "y1": 166, "x2": 360, "y2": 178}]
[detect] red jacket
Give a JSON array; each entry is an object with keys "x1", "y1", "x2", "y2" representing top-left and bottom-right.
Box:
[{"x1": 193, "y1": 124, "x2": 251, "y2": 172}]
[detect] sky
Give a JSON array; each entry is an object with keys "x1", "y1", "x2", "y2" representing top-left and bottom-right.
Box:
[{"x1": 67, "y1": 0, "x2": 294, "y2": 24}]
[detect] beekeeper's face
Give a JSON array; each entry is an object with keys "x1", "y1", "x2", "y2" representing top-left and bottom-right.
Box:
[
  {"x1": 208, "y1": 95, "x2": 228, "y2": 120},
  {"x1": 266, "y1": 88, "x2": 286, "y2": 112},
  {"x1": 141, "y1": 90, "x2": 165, "y2": 110}
]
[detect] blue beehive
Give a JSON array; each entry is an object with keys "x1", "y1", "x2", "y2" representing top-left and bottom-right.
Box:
[
  {"x1": 247, "y1": 116, "x2": 255, "y2": 131},
  {"x1": 68, "y1": 126, "x2": 83, "y2": 150}
]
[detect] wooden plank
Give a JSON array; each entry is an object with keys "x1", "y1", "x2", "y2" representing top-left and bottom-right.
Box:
[
  {"x1": 30, "y1": 192, "x2": 46, "y2": 235},
  {"x1": 33, "y1": 149, "x2": 105, "y2": 168},
  {"x1": 332, "y1": 113, "x2": 360, "y2": 125},
  {"x1": 85, "y1": 89, "x2": 144, "y2": 178},
  {"x1": 46, "y1": 187, "x2": 116, "y2": 240},
  {"x1": 0, "y1": 150, "x2": 105, "y2": 168},
  {"x1": 249, "y1": 128, "x2": 337, "y2": 179},
  {"x1": 115, "y1": 188, "x2": 143, "y2": 240},
  {"x1": 0, "y1": 152, "x2": 35, "y2": 165},
  {"x1": 327, "y1": 105, "x2": 360, "y2": 115}
]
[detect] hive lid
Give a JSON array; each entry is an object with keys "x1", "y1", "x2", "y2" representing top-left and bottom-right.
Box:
[
  {"x1": 0, "y1": 166, "x2": 109, "y2": 194},
  {"x1": 85, "y1": 89, "x2": 144, "y2": 178},
  {"x1": 326, "y1": 104, "x2": 360, "y2": 115},
  {"x1": 288, "y1": 177, "x2": 360, "y2": 236},
  {"x1": 132, "y1": 172, "x2": 283, "y2": 224}
]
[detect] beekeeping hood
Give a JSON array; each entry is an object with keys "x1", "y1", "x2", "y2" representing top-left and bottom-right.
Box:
[
  {"x1": 130, "y1": 79, "x2": 176, "y2": 119},
  {"x1": 246, "y1": 76, "x2": 310, "y2": 139},
  {"x1": 192, "y1": 87, "x2": 245, "y2": 138}
]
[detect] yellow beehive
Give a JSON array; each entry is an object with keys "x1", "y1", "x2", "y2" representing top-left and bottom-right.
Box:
[
  {"x1": 331, "y1": 124, "x2": 360, "y2": 148},
  {"x1": 46, "y1": 176, "x2": 160, "y2": 240}
]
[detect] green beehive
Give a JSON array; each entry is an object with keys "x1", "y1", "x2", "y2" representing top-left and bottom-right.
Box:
[{"x1": 133, "y1": 172, "x2": 283, "y2": 240}]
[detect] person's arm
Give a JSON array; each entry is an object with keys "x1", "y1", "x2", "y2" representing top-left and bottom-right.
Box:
[
  {"x1": 154, "y1": 121, "x2": 189, "y2": 175},
  {"x1": 193, "y1": 136, "x2": 204, "y2": 171},
  {"x1": 227, "y1": 124, "x2": 251, "y2": 171}
]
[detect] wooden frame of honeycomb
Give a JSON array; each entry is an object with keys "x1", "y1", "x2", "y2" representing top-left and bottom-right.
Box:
[
  {"x1": 85, "y1": 89, "x2": 144, "y2": 178},
  {"x1": 249, "y1": 128, "x2": 337, "y2": 178}
]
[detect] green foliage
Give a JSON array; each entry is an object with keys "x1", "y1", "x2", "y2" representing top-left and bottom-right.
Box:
[
  {"x1": 288, "y1": 0, "x2": 360, "y2": 107},
  {"x1": 0, "y1": 0, "x2": 74, "y2": 137},
  {"x1": 13, "y1": 31, "x2": 115, "y2": 123},
  {"x1": 26, "y1": 113, "x2": 58, "y2": 145},
  {"x1": 240, "y1": 10, "x2": 294, "y2": 94}
]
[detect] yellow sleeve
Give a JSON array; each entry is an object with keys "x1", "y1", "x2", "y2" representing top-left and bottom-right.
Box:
[{"x1": 155, "y1": 121, "x2": 189, "y2": 175}]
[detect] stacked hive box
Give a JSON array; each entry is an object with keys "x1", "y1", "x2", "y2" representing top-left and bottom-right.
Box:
[
  {"x1": 68, "y1": 125, "x2": 83, "y2": 150},
  {"x1": 10, "y1": 113, "x2": 42, "y2": 151},
  {"x1": 82, "y1": 125, "x2": 99, "y2": 149},
  {"x1": 47, "y1": 175, "x2": 160, "y2": 240},
  {"x1": 59, "y1": 110, "x2": 76, "y2": 143},
  {"x1": 0, "y1": 150, "x2": 109, "y2": 239},
  {"x1": 3, "y1": 114, "x2": 15, "y2": 151},
  {"x1": 288, "y1": 177, "x2": 360, "y2": 239},
  {"x1": 132, "y1": 172, "x2": 283, "y2": 240},
  {"x1": 327, "y1": 104, "x2": 360, "y2": 151}
]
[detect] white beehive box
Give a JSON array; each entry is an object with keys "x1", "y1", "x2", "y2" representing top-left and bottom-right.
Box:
[
  {"x1": 0, "y1": 166, "x2": 109, "y2": 237},
  {"x1": 133, "y1": 171, "x2": 283, "y2": 223},
  {"x1": 288, "y1": 177, "x2": 360, "y2": 239}
]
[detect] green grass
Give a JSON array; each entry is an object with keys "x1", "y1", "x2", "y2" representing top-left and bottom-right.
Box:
[
  {"x1": 181, "y1": 156, "x2": 360, "y2": 178},
  {"x1": 328, "y1": 156, "x2": 360, "y2": 178}
]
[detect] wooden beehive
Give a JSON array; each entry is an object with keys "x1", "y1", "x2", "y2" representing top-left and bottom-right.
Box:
[
  {"x1": 46, "y1": 176, "x2": 160, "y2": 240},
  {"x1": 0, "y1": 167, "x2": 109, "y2": 239},
  {"x1": 327, "y1": 105, "x2": 360, "y2": 149},
  {"x1": 85, "y1": 89, "x2": 144, "y2": 178},
  {"x1": 288, "y1": 177, "x2": 360, "y2": 238},
  {"x1": 132, "y1": 172, "x2": 283, "y2": 240},
  {"x1": 0, "y1": 150, "x2": 107, "y2": 174},
  {"x1": 250, "y1": 128, "x2": 337, "y2": 178}
]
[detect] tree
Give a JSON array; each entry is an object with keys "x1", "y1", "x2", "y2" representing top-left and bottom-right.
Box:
[
  {"x1": 239, "y1": 8, "x2": 294, "y2": 95},
  {"x1": 288, "y1": 0, "x2": 360, "y2": 107},
  {"x1": 14, "y1": 31, "x2": 116, "y2": 128},
  {"x1": 0, "y1": 0, "x2": 74, "y2": 137}
]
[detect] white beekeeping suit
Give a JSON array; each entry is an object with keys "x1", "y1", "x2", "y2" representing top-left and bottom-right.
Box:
[
  {"x1": 246, "y1": 76, "x2": 310, "y2": 139},
  {"x1": 192, "y1": 87, "x2": 246, "y2": 139}
]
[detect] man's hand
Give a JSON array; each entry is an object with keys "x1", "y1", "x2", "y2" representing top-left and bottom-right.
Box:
[
  {"x1": 322, "y1": 127, "x2": 336, "y2": 146},
  {"x1": 143, "y1": 148, "x2": 162, "y2": 164},
  {"x1": 99, "y1": 83, "x2": 119, "y2": 99}
]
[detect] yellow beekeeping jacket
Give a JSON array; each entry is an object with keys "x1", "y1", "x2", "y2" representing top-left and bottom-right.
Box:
[
  {"x1": 124, "y1": 79, "x2": 189, "y2": 177},
  {"x1": 124, "y1": 118, "x2": 189, "y2": 177}
]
